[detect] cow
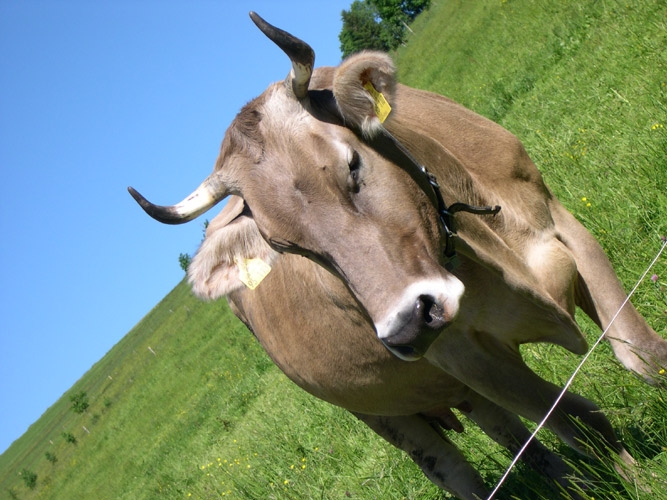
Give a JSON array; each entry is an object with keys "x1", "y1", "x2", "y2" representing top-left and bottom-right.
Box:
[{"x1": 129, "y1": 13, "x2": 667, "y2": 499}]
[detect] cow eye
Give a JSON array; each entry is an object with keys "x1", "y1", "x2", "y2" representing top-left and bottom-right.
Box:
[{"x1": 347, "y1": 150, "x2": 362, "y2": 193}]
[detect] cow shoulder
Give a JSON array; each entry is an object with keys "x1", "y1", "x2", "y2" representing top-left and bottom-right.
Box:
[{"x1": 188, "y1": 195, "x2": 278, "y2": 300}]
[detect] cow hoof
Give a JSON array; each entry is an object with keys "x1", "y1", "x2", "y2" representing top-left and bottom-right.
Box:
[
  {"x1": 633, "y1": 352, "x2": 667, "y2": 387},
  {"x1": 611, "y1": 337, "x2": 667, "y2": 387}
]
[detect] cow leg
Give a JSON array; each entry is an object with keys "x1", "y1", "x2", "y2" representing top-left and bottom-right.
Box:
[
  {"x1": 352, "y1": 412, "x2": 489, "y2": 500},
  {"x1": 427, "y1": 332, "x2": 634, "y2": 467},
  {"x1": 551, "y1": 199, "x2": 667, "y2": 385},
  {"x1": 461, "y1": 389, "x2": 589, "y2": 497}
]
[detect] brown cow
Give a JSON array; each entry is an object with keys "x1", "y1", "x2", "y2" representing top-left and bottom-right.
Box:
[
  {"x1": 189, "y1": 195, "x2": 590, "y2": 499},
  {"x1": 129, "y1": 13, "x2": 666, "y2": 499}
]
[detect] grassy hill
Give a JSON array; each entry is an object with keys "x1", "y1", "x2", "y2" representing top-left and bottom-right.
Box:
[{"x1": 2, "y1": 1, "x2": 666, "y2": 499}]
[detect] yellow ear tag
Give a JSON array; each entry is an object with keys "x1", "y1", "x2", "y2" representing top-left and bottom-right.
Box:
[
  {"x1": 363, "y1": 82, "x2": 392, "y2": 123},
  {"x1": 235, "y1": 257, "x2": 272, "y2": 290}
]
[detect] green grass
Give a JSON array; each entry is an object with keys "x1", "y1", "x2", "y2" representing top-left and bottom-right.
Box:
[{"x1": 2, "y1": 1, "x2": 666, "y2": 498}]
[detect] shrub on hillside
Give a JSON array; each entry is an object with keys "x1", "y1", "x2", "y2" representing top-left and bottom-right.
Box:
[
  {"x1": 69, "y1": 390, "x2": 89, "y2": 414},
  {"x1": 20, "y1": 468, "x2": 37, "y2": 489},
  {"x1": 62, "y1": 431, "x2": 77, "y2": 445}
]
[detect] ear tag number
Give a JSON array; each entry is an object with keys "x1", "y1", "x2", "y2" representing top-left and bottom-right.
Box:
[
  {"x1": 235, "y1": 257, "x2": 272, "y2": 290},
  {"x1": 364, "y1": 82, "x2": 392, "y2": 123}
]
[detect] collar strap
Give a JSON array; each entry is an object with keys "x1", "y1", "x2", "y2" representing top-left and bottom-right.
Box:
[{"x1": 368, "y1": 128, "x2": 501, "y2": 270}]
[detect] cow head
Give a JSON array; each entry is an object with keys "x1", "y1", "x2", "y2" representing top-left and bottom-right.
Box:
[{"x1": 129, "y1": 13, "x2": 464, "y2": 360}]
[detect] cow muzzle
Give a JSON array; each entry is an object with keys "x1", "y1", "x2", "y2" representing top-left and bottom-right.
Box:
[{"x1": 375, "y1": 278, "x2": 464, "y2": 361}]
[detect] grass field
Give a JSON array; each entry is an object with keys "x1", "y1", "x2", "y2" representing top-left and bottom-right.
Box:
[{"x1": 2, "y1": 1, "x2": 666, "y2": 499}]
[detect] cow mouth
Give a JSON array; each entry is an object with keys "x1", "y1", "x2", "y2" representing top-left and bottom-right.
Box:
[
  {"x1": 378, "y1": 294, "x2": 450, "y2": 361},
  {"x1": 382, "y1": 324, "x2": 447, "y2": 361},
  {"x1": 381, "y1": 327, "x2": 443, "y2": 361},
  {"x1": 384, "y1": 343, "x2": 423, "y2": 361}
]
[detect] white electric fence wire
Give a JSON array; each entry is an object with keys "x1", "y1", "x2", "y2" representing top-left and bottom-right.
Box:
[{"x1": 486, "y1": 238, "x2": 667, "y2": 500}]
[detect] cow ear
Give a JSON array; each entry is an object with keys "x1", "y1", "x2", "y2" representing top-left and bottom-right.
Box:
[
  {"x1": 333, "y1": 51, "x2": 396, "y2": 138},
  {"x1": 188, "y1": 196, "x2": 278, "y2": 300}
]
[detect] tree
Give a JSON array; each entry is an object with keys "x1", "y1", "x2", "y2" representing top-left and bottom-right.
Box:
[
  {"x1": 69, "y1": 390, "x2": 89, "y2": 414},
  {"x1": 339, "y1": 0, "x2": 431, "y2": 57},
  {"x1": 178, "y1": 219, "x2": 208, "y2": 273},
  {"x1": 371, "y1": 0, "x2": 431, "y2": 23},
  {"x1": 178, "y1": 253, "x2": 192, "y2": 272},
  {"x1": 340, "y1": 1, "x2": 387, "y2": 57}
]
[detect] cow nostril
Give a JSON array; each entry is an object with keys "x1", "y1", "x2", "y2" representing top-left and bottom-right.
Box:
[{"x1": 419, "y1": 295, "x2": 447, "y2": 329}]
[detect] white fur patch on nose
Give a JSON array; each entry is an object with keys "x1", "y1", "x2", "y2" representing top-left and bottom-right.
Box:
[{"x1": 375, "y1": 277, "x2": 465, "y2": 341}]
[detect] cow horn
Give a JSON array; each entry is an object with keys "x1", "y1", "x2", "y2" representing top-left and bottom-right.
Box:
[
  {"x1": 249, "y1": 11, "x2": 314, "y2": 100},
  {"x1": 128, "y1": 174, "x2": 228, "y2": 225}
]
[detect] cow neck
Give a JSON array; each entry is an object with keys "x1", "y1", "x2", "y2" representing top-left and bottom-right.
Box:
[{"x1": 367, "y1": 128, "x2": 501, "y2": 271}]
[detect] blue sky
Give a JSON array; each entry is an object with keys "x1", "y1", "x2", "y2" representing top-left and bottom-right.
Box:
[{"x1": 0, "y1": 0, "x2": 353, "y2": 455}]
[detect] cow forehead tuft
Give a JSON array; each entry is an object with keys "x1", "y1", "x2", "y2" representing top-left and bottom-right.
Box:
[{"x1": 260, "y1": 86, "x2": 313, "y2": 131}]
